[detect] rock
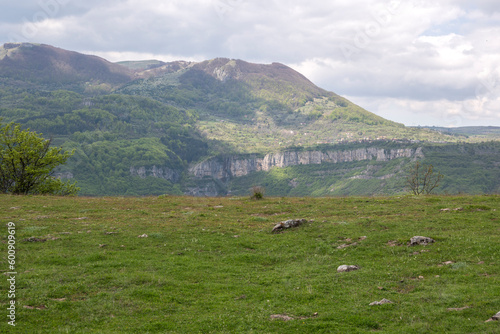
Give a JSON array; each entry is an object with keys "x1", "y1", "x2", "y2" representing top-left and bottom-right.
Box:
[
  {"x1": 272, "y1": 219, "x2": 307, "y2": 233},
  {"x1": 409, "y1": 236, "x2": 435, "y2": 246},
  {"x1": 138, "y1": 234, "x2": 148, "y2": 238},
  {"x1": 447, "y1": 306, "x2": 470, "y2": 311},
  {"x1": 190, "y1": 148, "x2": 423, "y2": 182},
  {"x1": 369, "y1": 298, "x2": 393, "y2": 305},
  {"x1": 337, "y1": 265, "x2": 360, "y2": 273},
  {"x1": 270, "y1": 314, "x2": 294, "y2": 321},
  {"x1": 23, "y1": 237, "x2": 46, "y2": 242},
  {"x1": 485, "y1": 311, "x2": 500, "y2": 322}
]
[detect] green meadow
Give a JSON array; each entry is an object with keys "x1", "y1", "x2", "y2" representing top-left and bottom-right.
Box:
[{"x1": 1, "y1": 194, "x2": 499, "y2": 333}]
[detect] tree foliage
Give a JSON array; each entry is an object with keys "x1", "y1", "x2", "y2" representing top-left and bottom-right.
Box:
[
  {"x1": 406, "y1": 161, "x2": 443, "y2": 195},
  {"x1": 0, "y1": 121, "x2": 78, "y2": 195}
]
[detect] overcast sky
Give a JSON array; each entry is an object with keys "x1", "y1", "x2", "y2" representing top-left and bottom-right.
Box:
[{"x1": 1, "y1": 0, "x2": 500, "y2": 127}]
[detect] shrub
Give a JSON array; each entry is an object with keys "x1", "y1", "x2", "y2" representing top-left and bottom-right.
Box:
[{"x1": 250, "y1": 186, "x2": 265, "y2": 200}]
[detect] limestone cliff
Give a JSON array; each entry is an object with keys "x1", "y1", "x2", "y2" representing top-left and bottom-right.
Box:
[
  {"x1": 130, "y1": 165, "x2": 181, "y2": 182},
  {"x1": 190, "y1": 147, "x2": 423, "y2": 181}
]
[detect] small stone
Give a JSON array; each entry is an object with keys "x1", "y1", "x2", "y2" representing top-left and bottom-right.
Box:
[
  {"x1": 270, "y1": 314, "x2": 294, "y2": 321},
  {"x1": 370, "y1": 298, "x2": 393, "y2": 305},
  {"x1": 447, "y1": 306, "x2": 470, "y2": 311},
  {"x1": 337, "y1": 243, "x2": 352, "y2": 249},
  {"x1": 409, "y1": 236, "x2": 435, "y2": 246},
  {"x1": 272, "y1": 219, "x2": 307, "y2": 233},
  {"x1": 138, "y1": 234, "x2": 148, "y2": 238},
  {"x1": 485, "y1": 311, "x2": 500, "y2": 322},
  {"x1": 337, "y1": 265, "x2": 360, "y2": 273},
  {"x1": 23, "y1": 237, "x2": 46, "y2": 242}
]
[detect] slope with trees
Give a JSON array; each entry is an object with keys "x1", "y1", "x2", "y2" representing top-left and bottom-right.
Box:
[{"x1": 0, "y1": 43, "x2": 498, "y2": 196}]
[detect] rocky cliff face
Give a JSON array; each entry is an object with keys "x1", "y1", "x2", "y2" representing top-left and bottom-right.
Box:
[
  {"x1": 190, "y1": 147, "x2": 423, "y2": 181},
  {"x1": 130, "y1": 165, "x2": 181, "y2": 182}
]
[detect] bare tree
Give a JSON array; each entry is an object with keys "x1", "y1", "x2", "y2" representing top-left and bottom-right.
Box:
[{"x1": 406, "y1": 161, "x2": 444, "y2": 195}]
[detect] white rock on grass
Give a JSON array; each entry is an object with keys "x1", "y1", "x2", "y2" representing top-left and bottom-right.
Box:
[
  {"x1": 337, "y1": 265, "x2": 359, "y2": 273},
  {"x1": 409, "y1": 236, "x2": 435, "y2": 246},
  {"x1": 271, "y1": 219, "x2": 307, "y2": 233},
  {"x1": 369, "y1": 298, "x2": 393, "y2": 306}
]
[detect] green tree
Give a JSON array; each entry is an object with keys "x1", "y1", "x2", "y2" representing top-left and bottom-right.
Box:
[
  {"x1": 0, "y1": 121, "x2": 79, "y2": 195},
  {"x1": 406, "y1": 161, "x2": 443, "y2": 195}
]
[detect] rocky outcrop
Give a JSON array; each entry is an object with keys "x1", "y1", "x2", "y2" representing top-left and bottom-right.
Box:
[
  {"x1": 130, "y1": 165, "x2": 180, "y2": 182},
  {"x1": 190, "y1": 147, "x2": 423, "y2": 181}
]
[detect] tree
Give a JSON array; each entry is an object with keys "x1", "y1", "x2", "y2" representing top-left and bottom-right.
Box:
[
  {"x1": 406, "y1": 161, "x2": 443, "y2": 195},
  {"x1": 0, "y1": 121, "x2": 79, "y2": 195}
]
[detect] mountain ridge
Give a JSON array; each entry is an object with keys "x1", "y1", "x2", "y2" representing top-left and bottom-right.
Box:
[{"x1": 1, "y1": 43, "x2": 498, "y2": 196}]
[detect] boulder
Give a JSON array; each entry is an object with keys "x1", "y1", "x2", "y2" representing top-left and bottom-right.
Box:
[
  {"x1": 337, "y1": 265, "x2": 360, "y2": 273},
  {"x1": 409, "y1": 236, "x2": 435, "y2": 246},
  {"x1": 272, "y1": 219, "x2": 307, "y2": 233}
]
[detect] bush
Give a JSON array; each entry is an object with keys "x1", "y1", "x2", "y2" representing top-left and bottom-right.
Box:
[{"x1": 250, "y1": 186, "x2": 265, "y2": 200}]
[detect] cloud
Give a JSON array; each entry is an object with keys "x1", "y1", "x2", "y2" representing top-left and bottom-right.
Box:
[{"x1": 0, "y1": 0, "x2": 499, "y2": 126}]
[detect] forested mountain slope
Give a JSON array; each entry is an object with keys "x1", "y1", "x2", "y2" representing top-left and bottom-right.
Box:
[{"x1": 0, "y1": 43, "x2": 497, "y2": 196}]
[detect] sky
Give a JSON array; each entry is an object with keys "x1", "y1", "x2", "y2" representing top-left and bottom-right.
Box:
[{"x1": 1, "y1": 0, "x2": 500, "y2": 127}]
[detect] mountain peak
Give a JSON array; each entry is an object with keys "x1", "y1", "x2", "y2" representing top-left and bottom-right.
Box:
[{"x1": 0, "y1": 43, "x2": 133, "y2": 90}]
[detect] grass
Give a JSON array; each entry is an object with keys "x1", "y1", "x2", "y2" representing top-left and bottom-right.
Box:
[{"x1": 0, "y1": 194, "x2": 499, "y2": 333}]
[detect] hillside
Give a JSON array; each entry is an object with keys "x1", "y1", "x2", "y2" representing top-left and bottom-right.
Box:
[
  {"x1": 118, "y1": 57, "x2": 455, "y2": 153},
  {"x1": 0, "y1": 43, "x2": 498, "y2": 196},
  {"x1": 418, "y1": 126, "x2": 500, "y2": 141},
  {"x1": 0, "y1": 43, "x2": 133, "y2": 92}
]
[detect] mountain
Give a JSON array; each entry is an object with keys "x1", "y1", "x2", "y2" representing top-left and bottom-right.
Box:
[
  {"x1": 0, "y1": 43, "x2": 498, "y2": 196},
  {"x1": 0, "y1": 43, "x2": 133, "y2": 92},
  {"x1": 416, "y1": 126, "x2": 500, "y2": 141}
]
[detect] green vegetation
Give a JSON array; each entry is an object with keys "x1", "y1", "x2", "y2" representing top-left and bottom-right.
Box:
[
  {"x1": 0, "y1": 194, "x2": 498, "y2": 333},
  {"x1": 405, "y1": 162, "x2": 444, "y2": 195},
  {"x1": 0, "y1": 121, "x2": 78, "y2": 195},
  {"x1": 1, "y1": 44, "x2": 499, "y2": 196}
]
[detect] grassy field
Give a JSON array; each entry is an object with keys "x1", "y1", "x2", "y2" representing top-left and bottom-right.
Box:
[{"x1": 1, "y1": 194, "x2": 499, "y2": 333}]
